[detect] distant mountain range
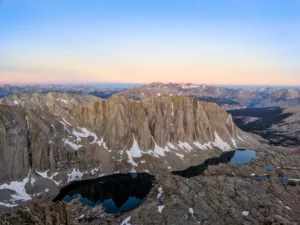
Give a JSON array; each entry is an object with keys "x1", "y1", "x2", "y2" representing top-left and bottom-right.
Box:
[
  {"x1": 121, "y1": 82, "x2": 300, "y2": 109},
  {"x1": 0, "y1": 84, "x2": 125, "y2": 99},
  {"x1": 1, "y1": 83, "x2": 300, "y2": 109}
]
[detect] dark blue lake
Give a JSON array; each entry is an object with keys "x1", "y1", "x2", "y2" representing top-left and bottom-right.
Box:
[
  {"x1": 251, "y1": 175, "x2": 269, "y2": 181},
  {"x1": 53, "y1": 173, "x2": 152, "y2": 214},
  {"x1": 63, "y1": 194, "x2": 144, "y2": 213},
  {"x1": 230, "y1": 149, "x2": 260, "y2": 164},
  {"x1": 173, "y1": 149, "x2": 260, "y2": 178},
  {"x1": 264, "y1": 166, "x2": 280, "y2": 171}
]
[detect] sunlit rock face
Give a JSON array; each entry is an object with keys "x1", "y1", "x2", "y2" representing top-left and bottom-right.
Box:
[{"x1": 71, "y1": 95, "x2": 256, "y2": 150}]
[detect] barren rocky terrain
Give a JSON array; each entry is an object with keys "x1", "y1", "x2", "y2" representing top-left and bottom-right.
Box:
[
  {"x1": 229, "y1": 107, "x2": 300, "y2": 147},
  {"x1": 0, "y1": 93, "x2": 299, "y2": 225}
]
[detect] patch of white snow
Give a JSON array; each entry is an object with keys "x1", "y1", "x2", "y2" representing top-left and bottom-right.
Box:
[
  {"x1": 0, "y1": 175, "x2": 31, "y2": 203},
  {"x1": 63, "y1": 139, "x2": 83, "y2": 150},
  {"x1": 175, "y1": 153, "x2": 185, "y2": 160},
  {"x1": 68, "y1": 168, "x2": 84, "y2": 183},
  {"x1": 157, "y1": 185, "x2": 163, "y2": 199},
  {"x1": 120, "y1": 216, "x2": 131, "y2": 225},
  {"x1": 178, "y1": 142, "x2": 193, "y2": 152},
  {"x1": 158, "y1": 205, "x2": 164, "y2": 213},
  {"x1": 231, "y1": 138, "x2": 237, "y2": 148},
  {"x1": 213, "y1": 132, "x2": 231, "y2": 151},
  {"x1": 242, "y1": 211, "x2": 249, "y2": 216},
  {"x1": 72, "y1": 128, "x2": 97, "y2": 144}
]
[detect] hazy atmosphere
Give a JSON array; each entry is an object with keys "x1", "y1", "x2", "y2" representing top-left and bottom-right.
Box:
[{"x1": 1, "y1": 0, "x2": 300, "y2": 85}]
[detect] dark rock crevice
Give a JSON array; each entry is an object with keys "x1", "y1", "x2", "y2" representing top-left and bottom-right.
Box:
[{"x1": 25, "y1": 115, "x2": 33, "y2": 168}]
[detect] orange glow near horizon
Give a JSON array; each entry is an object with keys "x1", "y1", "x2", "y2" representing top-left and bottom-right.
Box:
[
  {"x1": 1, "y1": 52, "x2": 299, "y2": 86},
  {"x1": 1, "y1": 1, "x2": 300, "y2": 86}
]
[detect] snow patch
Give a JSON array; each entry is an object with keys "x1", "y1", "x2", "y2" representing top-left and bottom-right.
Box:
[
  {"x1": 178, "y1": 142, "x2": 193, "y2": 152},
  {"x1": 0, "y1": 202, "x2": 18, "y2": 207},
  {"x1": 68, "y1": 168, "x2": 84, "y2": 183},
  {"x1": 120, "y1": 216, "x2": 131, "y2": 225},
  {"x1": 153, "y1": 139, "x2": 169, "y2": 157},
  {"x1": 288, "y1": 178, "x2": 300, "y2": 182},
  {"x1": 25, "y1": 116, "x2": 30, "y2": 130},
  {"x1": 167, "y1": 142, "x2": 177, "y2": 150},
  {"x1": 242, "y1": 211, "x2": 249, "y2": 216},
  {"x1": 193, "y1": 141, "x2": 212, "y2": 150},
  {"x1": 127, "y1": 135, "x2": 142, "y2": 158},
  {"x1": 91, "y1": 168, "x2": 99, "y2": 175},
  {"x1": 130, "y1": 168, "x2": 136, "y2": 173},
  {"x1": 62, "y1": 118, "x2": 72, "y2": 126},
  {"x1": 231, "y1": 138, "x2": 237, "y2": 148},
  {"x1": 63, "y1": 139, "x2": 83, "y2": 150},
  {"x1": 36, "y1": 170, "x2": 60, "y2": 185},
  {"x1": 158, "y1": 205, "x2": 164, "y2": 213},
  {"x1": 72, "y1": 128, "x2": 97, "y2": 144},
  {"x1": 0, "y1": 175, "x2": 31, "y2": 204},
  {"x1": 56, "y1": 98, "x2": 68, "y2": 104},
  {"x1": 176, "y1": 153, "x2": 185, "y2": 160},
  {"x1": 157, "y1": 185, "x2": 163, "y2": 199},
  {"x1": 171, "y1": 103, "x2": 174, "y2": 117},
  {"x1": 213, "y1": 132, "x2": 231, "y2": 151},
  {"x1": 30, "y1": 177, "x2": 36, "y2": 186}
]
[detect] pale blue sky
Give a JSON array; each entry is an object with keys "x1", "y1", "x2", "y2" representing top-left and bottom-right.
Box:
[{"x1": 0, "y1": 0, "x2": 300, "y2": 85}]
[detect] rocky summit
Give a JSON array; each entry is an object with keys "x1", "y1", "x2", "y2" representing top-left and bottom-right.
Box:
[{"x1": 1, "y1": 93, "x2": 300, "y2": 224}]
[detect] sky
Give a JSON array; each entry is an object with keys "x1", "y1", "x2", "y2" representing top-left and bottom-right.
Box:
[{"x1": 0, "y1": 0, "x2": 300, "y2": 86}]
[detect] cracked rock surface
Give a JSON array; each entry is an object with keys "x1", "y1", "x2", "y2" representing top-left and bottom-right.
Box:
[{"x1": 2, "y1": 146, "x2": 300, "y2": 225}]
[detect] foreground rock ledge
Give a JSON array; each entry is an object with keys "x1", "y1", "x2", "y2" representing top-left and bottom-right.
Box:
[{"x1": 1, "y1": 159, "x2": 300, "y2": 225}]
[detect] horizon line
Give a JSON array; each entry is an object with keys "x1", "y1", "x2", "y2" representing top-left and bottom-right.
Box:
[{"x1": 1, "y1": 82, "x2": 300, "y2": 88}]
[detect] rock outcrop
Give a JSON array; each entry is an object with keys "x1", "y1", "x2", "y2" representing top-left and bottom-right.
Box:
[
  {"x1": 71, "y1": 95, "x2": 253, "y2": 150},
  {"x1": 2, "y1": 146, "x2": 300, "y2": 225},
  {"x1": 0, "y1": 202, "x2": 69, "y2": 225}
]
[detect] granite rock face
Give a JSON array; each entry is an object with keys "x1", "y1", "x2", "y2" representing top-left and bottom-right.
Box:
[
  {"x1": 0, "y1": 202, "x2": 68, "y2": 225},
  {"x1": 71, "y1": 94, "x2": 254, "y2": 150}
]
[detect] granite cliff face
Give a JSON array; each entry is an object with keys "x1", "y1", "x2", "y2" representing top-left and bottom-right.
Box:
[
  {"x1": 0, "y1": 93, "x2": 259, "y2": 209},
  {"x1": 71, "y1": 94, "x2": 252, "y2": 150}
]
